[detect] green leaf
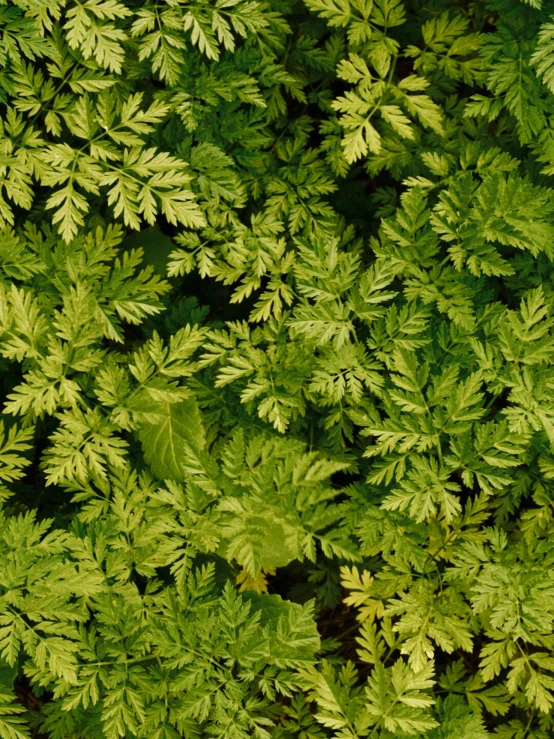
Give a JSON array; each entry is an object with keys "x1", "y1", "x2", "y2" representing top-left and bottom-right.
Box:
[
  {"x1": 0, "y1": 690, "x2": 31, "y2": 739},
  {"x1": 138, "y1": 397, "x2": 206, "y2": 481}
]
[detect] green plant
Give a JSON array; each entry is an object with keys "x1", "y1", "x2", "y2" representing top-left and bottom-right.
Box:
[{"x1": 2, "y1": 0, "x2": 554, "y2": 737}]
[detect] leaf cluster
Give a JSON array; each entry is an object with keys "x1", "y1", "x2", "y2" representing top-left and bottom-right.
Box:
[{"x1": 3, "y1": 0, "x2": 554, "y2": 737}]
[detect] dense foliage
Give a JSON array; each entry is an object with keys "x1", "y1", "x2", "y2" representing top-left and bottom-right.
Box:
[{"x1": 2, "y1": 0, "x2": 554, "y2": 736}]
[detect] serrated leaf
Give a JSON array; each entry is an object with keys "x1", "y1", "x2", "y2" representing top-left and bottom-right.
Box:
[{"x1": 138, "y1": 397, "x2": 205, "y2": 480}]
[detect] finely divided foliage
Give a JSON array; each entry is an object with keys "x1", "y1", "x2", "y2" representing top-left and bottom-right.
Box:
[{"x1": 1, "y1": 0, "x2": 554, "y2": 737}]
